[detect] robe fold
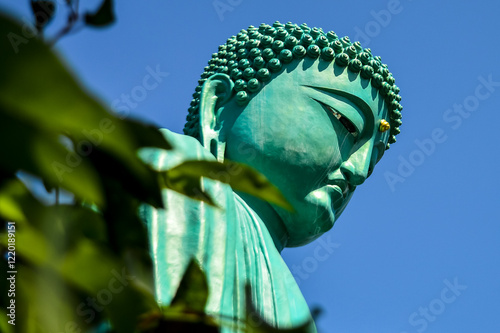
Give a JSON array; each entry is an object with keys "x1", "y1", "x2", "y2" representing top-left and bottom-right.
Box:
[{"x1": 140, "y1": 129, "x2": 316, "y2": 332}]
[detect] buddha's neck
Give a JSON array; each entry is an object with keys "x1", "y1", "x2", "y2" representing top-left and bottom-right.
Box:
[{"x1": 236, "y1": 192, "x2": 289, "y2": 252}]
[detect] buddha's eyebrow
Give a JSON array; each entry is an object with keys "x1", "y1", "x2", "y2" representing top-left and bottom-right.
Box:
[{"x1": 303, "y1": 85, "x2": 374, "y2": 119}]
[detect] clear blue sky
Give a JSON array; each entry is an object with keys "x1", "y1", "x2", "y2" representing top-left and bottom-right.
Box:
[{"x1": 2, "y1": 1, "x2": 500, "y2": 332}]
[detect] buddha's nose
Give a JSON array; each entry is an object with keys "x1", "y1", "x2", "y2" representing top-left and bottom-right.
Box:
[
  {"x1": 339, "y1": 142, "x2": 373, "y2": 186},
  {"x1": 340, "y1": 159, "x2": 369, "y2": 186}
]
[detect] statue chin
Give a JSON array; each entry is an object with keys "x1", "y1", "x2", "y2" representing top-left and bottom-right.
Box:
[{"x1": 277, "y1": 187, "x2": 354, "y2": 247}]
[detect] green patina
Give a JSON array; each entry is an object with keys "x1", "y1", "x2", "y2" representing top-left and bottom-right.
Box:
[{"x1": 142, "y1": 21, "x2": 403, "y2": 332}]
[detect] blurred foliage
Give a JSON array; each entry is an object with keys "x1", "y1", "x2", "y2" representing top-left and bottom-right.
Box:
[
  {"x1": 0, "y1": 2, "x2": 308, "y2": 332},
  {"x1": 85, "y1": 0, "x2": 115, "y2": 27},
  {"x1": 166, "y1": 161, "x2": 293, "y2": 211}
]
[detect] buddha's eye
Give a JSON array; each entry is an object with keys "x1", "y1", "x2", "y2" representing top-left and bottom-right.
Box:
[
  {"x1": 312, "y1": 98, "x2": 360, "y2": 139},
  {"x1": 325, "y1": 105, "x2": 358, "y2": 138}
]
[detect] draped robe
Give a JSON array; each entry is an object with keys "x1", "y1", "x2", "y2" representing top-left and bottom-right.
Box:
[{"x1": 140, "y1": 129, "x2": 316, "y2": 332}]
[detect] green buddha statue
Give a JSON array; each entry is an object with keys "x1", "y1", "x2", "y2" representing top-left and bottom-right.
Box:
[{"x1": 140, "y1": 21, "x2": 402, "y2": 332}]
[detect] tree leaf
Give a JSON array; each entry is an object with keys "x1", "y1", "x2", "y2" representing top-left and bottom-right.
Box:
[
  {"x1": 59, "y1": 236, "x2": 159, "y2": 333},
  {"x1": 123, "y1": 118, "x2": 172, "y2": 151},
  {"x1": 85, "y1": 0, "x2": 115, "y2": 27},
  {"x1": 88, "y1": 145, "x2": 164, "y2": 209},
  {"x1": 30, "y1": 0, "x2": 56, "y2": 32},
  {"x1": 0, "y1": 199, "x2": 158, "y2": 333},
  {"x1": 0, "y1": 13, "x2": 148, "y2": 177},
  {"x1": 24, "y1": 266, "x2": 80, "y2": 333},
  {"x1": 0, "y1": 216, "x2": 51, "y2": 265},
  {"x1": 161, "y1": 170, "x2": 217, "y2": 207},
  {"x1": 0, "y1": 13, "x2": 172, "y2": 207},
  {"x1": 139, "y1": 316, "x2": 220, "y2": 333},
  {"x1": 170, "y1": 258, "x2": 209, "y2": 314},
  {"x1": 98, "y1": 180, "x2": 152, "y2": 254},
  {"x1": 0, "y1": 309, "x2": 14, "y2": 333},
  {"x1": 0, "y1": 178, "x2": 44, "y2": 223},
  {"x1": 0, "y1": 111, "x2": 104, "y2": 205},
  {"x1": 167, "y1": 160, "x2": 294, "y2": 211}
]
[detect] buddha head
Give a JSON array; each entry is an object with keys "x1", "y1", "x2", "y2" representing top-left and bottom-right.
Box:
[{"x1": 183, "y1": 22, "x2": 403, "y2": 248}]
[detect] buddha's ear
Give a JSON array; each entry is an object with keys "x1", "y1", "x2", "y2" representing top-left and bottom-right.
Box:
[{"x1": 199, "y1": 73, "x2": 234, "y2": 161}]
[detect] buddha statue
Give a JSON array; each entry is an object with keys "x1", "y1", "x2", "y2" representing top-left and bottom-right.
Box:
[{"x1": 140, "y1": 21, "x2": 403, "y2": 332}]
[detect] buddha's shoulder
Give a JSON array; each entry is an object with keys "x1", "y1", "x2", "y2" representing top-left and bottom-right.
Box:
[{"x1": 140, "y1": 129, "x2": 215, "y2": 170}]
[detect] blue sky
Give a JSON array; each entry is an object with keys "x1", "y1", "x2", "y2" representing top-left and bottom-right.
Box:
[{"x1": 2, "y1": 1, "x2": 500, "y2": 332}]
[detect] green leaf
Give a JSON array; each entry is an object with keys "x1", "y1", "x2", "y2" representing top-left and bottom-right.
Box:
[
  {"x1": 60, "y1": 238, "x2": 121, "y2": 291},
  {"x1": 107, "y1": 283, "x2": 159, "y2": 333},
  {"x1": 0, "y1": 216, "x2": 51, "y2": 265},
  {"x1": 52, "y1": 205, "x2": 109, "y2": 247},
  {"x1": 2, "y1": 199, "x2": 157, "y2": 333},
  {"x1": 0, "y1": 309, "x2": 14, "y2": 333},
  {"x1": 139, "y1": 315, "x2": 220, "y2": 333},
  {"x1": 24, "y1": 266, "x2": 81, "y2": 333},
  {"x1": 0, "y1": 111, "x2": 104, "y2": 205},
  {"x1": 61, "y1": 239, "x2": 159, "y2": 333},
  {"x1": 0, "y1": 178, "x2": 44, "y2": 223},
  {"x1": 170, "y1": 259, "x2": 209, "y2": 314},
  {"x1": 0, "y1": 13, "x2": 172, "y2": 207},
  {"x1": 167, "y1": 160, "x2": 294, "y2": 211},
  {"x1": 0, "y1": 13, "x2": 144, "y2": 175},
  {"x1": 85, "y1": 0, "x2": 115, "y2": 27},
  {"x1": 161, "y1": 170, "x2": 217, "y2": 207},
  {"x1": 123, "y1": 118, "x2": 172, "y2": 151},
  {"x1": 88, "y1": 146, "x2": 163, "y2": 209},
  {"x1": 58, "y1": 236, "x2": 158, "y2": 333},
  {"x1": 30, "y1": 0, "x2": 56, "y2": 32},
  {"x1": 98, "y1": 182, "x2": 151, "y2": 254},
  {"x1": 42, "y1": 178, "x2": 54, "y2": 193}
]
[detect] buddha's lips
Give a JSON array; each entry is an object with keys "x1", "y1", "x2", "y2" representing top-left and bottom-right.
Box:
[
  {"x1": 326, "y1": 179, "x2": 350, "y2": 198},
  {"x1": 326, "y1": 184, "x2": 344, "y2": 198},
  {"x1": 325, "y1": 182, "x2": 350, "y2": 212}
]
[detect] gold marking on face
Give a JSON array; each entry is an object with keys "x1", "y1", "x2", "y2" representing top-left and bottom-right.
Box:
[{"x1": 379, "y1": 119, "x2": 390, "y2": 133}]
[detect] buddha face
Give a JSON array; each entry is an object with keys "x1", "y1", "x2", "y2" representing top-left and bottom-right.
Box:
[{"x1": 220, "y1": 58, "x2": 391, "y2": 247}]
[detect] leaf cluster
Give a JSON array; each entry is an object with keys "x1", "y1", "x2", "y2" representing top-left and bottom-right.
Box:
[
  {"x1": 0, "y1": 6, "x2": 305, "y2": 333},
  {"x1": 29, "y1": 0, "x2": 115, "y2": 45}
]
